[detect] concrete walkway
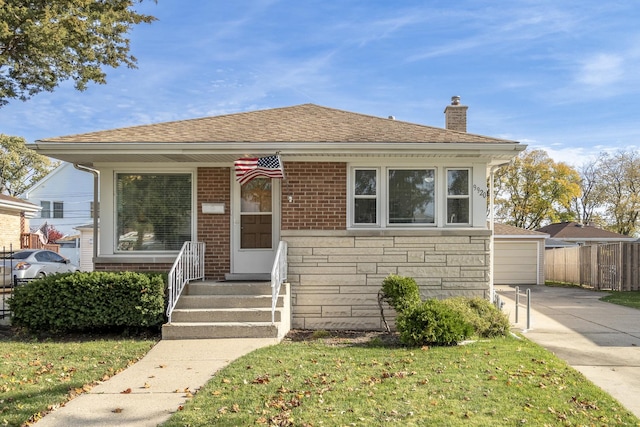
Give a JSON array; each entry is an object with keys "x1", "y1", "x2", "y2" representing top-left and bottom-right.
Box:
[
  {"x1": 496, "y1": 285, "x2": 640, "y2": 418},
  {"x1": 33, "y1": 338, "x2": 280, "y2": 427}
]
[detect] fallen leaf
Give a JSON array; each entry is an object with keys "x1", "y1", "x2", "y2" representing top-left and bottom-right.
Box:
[
  {"x1": 112, "y1": 408, "x2": 123, "y2": 413},
  {"x1": 143, "y1": 382, "x2": 151, "y2": 389},
  {"x1": 121, "y1": 388, "x2": 132, "y2": 394}
]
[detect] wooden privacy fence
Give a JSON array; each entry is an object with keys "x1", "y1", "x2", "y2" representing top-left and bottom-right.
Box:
[{"x1": 545, "y1": 243, "x2": 640, "y2": 291}]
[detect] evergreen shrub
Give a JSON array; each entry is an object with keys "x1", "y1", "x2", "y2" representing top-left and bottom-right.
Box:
[
  {"x1": 440, "y1": 296, "x2": 511, "y2": 338},
  {"x1": 8, "y1": 271, "x2": 165, "y2": 333},
  {"x1": 396, "y1": 299, "x2": 474, "y2": 346}
]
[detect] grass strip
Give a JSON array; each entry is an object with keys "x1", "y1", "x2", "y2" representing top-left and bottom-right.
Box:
[
  {"x1": 164, "y1": 334, "x2": 639, "y2": 426},
  {"x1": 0, "y1": 337, "x2": 156, "y2": 426},
  {"x1": 601, "y1": 291, "x2": 640, "y2": 310}
]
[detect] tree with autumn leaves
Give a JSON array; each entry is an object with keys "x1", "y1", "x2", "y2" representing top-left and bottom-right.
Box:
[
  {"x1": 494, "y1": 148, "x2": 640, "y2": 236},
  {"x1": 493, "y1": 149, "x2": 581, "y2": 230},
  {"x1": 0, "y1": 1, "x2": 156, "y2": 197}
]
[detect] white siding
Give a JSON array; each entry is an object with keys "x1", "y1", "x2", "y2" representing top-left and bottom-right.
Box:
[{"x1": 494, "y1": 240, "x2": 543, "y2": 285}]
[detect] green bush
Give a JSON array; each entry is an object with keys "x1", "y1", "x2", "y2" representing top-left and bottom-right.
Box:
[
  {"x1": 380, "y1": 274, "x2": 421, "y2": 313},
  {"x1": 440, "y1": 296, "x2": 510, "y2": 338},
  {"x1": 8, "y1": 271, "x2": 165, "y2": 333},
  {"x1": 396, "y1": 299, "x2": 474, "y2": 346}
]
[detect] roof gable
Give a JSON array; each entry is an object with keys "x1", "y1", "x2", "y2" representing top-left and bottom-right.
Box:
[{"x1": 37, "y1": 104, "x2": 518, "y2": 145}]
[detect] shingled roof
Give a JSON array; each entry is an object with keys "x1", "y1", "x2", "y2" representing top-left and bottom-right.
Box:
[
  {"x1": 537, "y1": 222, "x2": 634, "y2": 240},
  {"x1": 494, "y1": 223, "x2": 548, "y2": 237},
  {"x1": 37, "y1": 104, "x2": 517, "y2": 144}
]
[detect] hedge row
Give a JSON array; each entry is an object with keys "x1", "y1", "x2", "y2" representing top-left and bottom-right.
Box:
[{"x1": 8, "y1": 271, "x2": 165, "y2": 333}]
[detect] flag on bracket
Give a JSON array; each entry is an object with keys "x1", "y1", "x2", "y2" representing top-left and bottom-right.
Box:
[{"x1": 234, "y1": 154, "x2": 285, "y2": 185}]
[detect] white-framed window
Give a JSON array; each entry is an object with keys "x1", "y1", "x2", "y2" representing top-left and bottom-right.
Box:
[
  {"x1": 115, "y1": 172, "x2": 192, "y2": 252},
  {"x1": 387, "y1": 168, "x2": 435, "y2": 225},
  {"x1": 349, "y1": 166, "x2": 473, "y2": 228},
  {"x1": 53, "y1": 202, "x2": 64, "y2": 218},
  {"x1": 446, "y1": 168, "x2": 470, "y2": 225},
  {"x1": 40, "y1": 201, "x2": 51, "y2": 218},
  {"x1": 352, "y1": 168, "x2": 379, "y2": 226}
]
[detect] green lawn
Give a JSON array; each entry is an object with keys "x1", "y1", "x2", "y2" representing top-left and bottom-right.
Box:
[
  {"x1": 0, "y1": 336, "x2": 157, "y2": 426},
  {"x1": 601, "y1": 291, "x2": 640, "y2": 310},
  {"x1": 163, "y1": 333, "x2": 639, "y2": 427}
]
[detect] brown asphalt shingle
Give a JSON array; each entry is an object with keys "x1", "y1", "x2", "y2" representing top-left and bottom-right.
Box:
[
  {"x1": 537, "y1": 222, "x2": 631, "y2": 239},
  {"x1": 37, "y1": 104, "x2": 518, "y2": 144}
]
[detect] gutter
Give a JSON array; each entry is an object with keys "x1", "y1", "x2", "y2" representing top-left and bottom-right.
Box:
[{"x1": 73, "y1": 164, "x2": 100, "y2": 263}]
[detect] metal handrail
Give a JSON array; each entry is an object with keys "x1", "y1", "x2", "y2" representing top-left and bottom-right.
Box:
[
  {"x1": 166, "y1": 241, "x2": 205, "y2": 322},
  {"x1": 271, "y1": 241, "x2": 288, "y2": 324}
]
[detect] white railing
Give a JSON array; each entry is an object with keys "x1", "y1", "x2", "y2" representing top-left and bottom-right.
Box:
[
  {"x1": 271, "y1": 241, "x2": 288, "y2": 324},
  {"x1": 166, "y1": 241, "x2": 205, "y2": 322}
]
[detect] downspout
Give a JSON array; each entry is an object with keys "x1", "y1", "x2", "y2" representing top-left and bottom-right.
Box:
[
  {"x1": 489, "y1": 165, "x2": 500, "y2": 304},
  {"x1": 73, "y1": 164, "x2": 100, "y2": 264}
]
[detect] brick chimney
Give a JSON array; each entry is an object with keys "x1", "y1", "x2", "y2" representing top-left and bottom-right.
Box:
[{"x1": 444, "y1": 95, "x2": 468, "y2": 132}]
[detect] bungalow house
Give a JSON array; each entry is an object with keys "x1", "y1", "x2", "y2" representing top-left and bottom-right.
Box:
[
  {"x1": 537, "y1": 222, "x2": 636, "y2": 246},
  {"x1": 29, "y1": 99, "x2": 526, "y2": 336},
  {"x1": 0, "y1": 194, "x2": 41, "y2": 252}
]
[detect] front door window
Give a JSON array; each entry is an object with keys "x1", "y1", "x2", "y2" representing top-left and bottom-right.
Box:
[{"x1": 240, "y1": 178, "x2": 272, "y2": 249}]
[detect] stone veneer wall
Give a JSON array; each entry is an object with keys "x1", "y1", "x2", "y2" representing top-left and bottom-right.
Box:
[{"x1": 283, "y1": 229, "x2": 491, "y2": 330}]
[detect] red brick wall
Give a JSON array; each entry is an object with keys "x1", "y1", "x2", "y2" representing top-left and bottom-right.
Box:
[
  {"x1": 282, "y1": 162, "x2": 347, "y2": 230},
  {"x1": 197, "y1": 167, "x2": 231, "y2": 280}
]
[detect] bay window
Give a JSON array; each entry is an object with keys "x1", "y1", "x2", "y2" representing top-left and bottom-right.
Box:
[{"x1": 116, "y1": 173, "x2": 192, "y2": 252}]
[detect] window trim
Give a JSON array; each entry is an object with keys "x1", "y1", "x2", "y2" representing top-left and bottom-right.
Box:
[
  {"x1": 113, "y1": 171, "x2": 195, "y2": 253},
  {"x1": 40, "y1": 201, "x2": 51, "y2": 219},
  {"x1": 351, "y1": 167, "x2": 380, "y2": 227},
  {"x1": 52, "y1": 201, "x2": 64, "y2": 219},
  {"x1": 445, "y1": 168, "x2": 471, "y2": 226},
  {"x1": 349, "y1": 165, "x2": 476, "y2": 229},
  {"x1": 385, "y1": 167, "x2": 437, "y2": 227}
]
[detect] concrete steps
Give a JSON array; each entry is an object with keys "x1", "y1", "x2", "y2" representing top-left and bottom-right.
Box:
[{"x1": 163, "y1": 280, "x2": 290, "y2": 340}]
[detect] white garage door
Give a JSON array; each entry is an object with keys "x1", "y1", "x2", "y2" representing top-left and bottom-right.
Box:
[{"x1": 494, "y1": 241, "x2": 539, "y2": 285}]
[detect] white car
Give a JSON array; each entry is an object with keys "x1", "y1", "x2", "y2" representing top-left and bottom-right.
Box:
[{"x1": 1, "y1": 249, "x2": 79, "y2": 286}]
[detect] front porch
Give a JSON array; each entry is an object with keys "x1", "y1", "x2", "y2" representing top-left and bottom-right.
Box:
[{"x1": 163, "y1": 240, "x2": 291, "y2": 340}]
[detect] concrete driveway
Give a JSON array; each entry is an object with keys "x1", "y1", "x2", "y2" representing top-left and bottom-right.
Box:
[{"x1": 496, "y1": 285, "x2": 640, "y2": 418}]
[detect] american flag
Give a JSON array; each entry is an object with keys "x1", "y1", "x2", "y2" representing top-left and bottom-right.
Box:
[{"x1": 234, "y1": 155, "x2": 285, "y2": 185}]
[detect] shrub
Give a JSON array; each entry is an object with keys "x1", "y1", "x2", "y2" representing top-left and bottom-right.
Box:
[
  {"x1": 440, "y1": 296, "x2": 510, "y2": 338},
  {"x1": 396, "y1": 299, "x2": 473, "y2": 346},
  {"x1": 8, "y1": 271, "x2": 165, "y2": 333},
  {"x1": 380, "y1": 274, "x2": 421, "y2": 313}
]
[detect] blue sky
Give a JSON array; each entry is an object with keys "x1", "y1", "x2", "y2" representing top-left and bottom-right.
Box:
[{"x1": 1, "y1": 1, "x2": 639, "y2": 166}]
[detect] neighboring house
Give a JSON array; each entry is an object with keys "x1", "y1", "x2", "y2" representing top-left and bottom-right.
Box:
[
  {"x1": 75, "y1": 223, "x2": 96, "y2": 272},
  {"x1": 537, "y1": 222, "x2": 636, "y2": 246},
  {"x1": 493, "y1": 223, "x2": 548, "y2": 285},
  {"x1": 0, "y1": 194, "x2": 41, "y2": 251},
  {"x1": 20, "y1": 162, "x2": 97, "y2": 238},
  {"x1": 30, "y1": 100, "x2": 526, "y2": 330}
]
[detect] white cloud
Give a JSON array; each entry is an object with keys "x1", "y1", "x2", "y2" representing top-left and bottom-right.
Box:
[{"x1": 575, "y1": 53, "x2": 624, "y2": 86}]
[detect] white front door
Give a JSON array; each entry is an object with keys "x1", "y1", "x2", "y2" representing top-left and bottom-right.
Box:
[{"x1": 231, "y1": 177, "x2": 280, "y2": 275}]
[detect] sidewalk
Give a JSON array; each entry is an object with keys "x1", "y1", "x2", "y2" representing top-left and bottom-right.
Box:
[
  {"x1": 496, "y1": 285, "x2": 640, "y2": 418},
  {"x1": 33, "y1": 338, "x2": 280, "y2": 427}
]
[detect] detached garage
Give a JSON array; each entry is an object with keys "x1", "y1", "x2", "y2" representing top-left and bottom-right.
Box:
[{"x1": 494, "y1": 223, "x2": 548, "y2": 285}]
